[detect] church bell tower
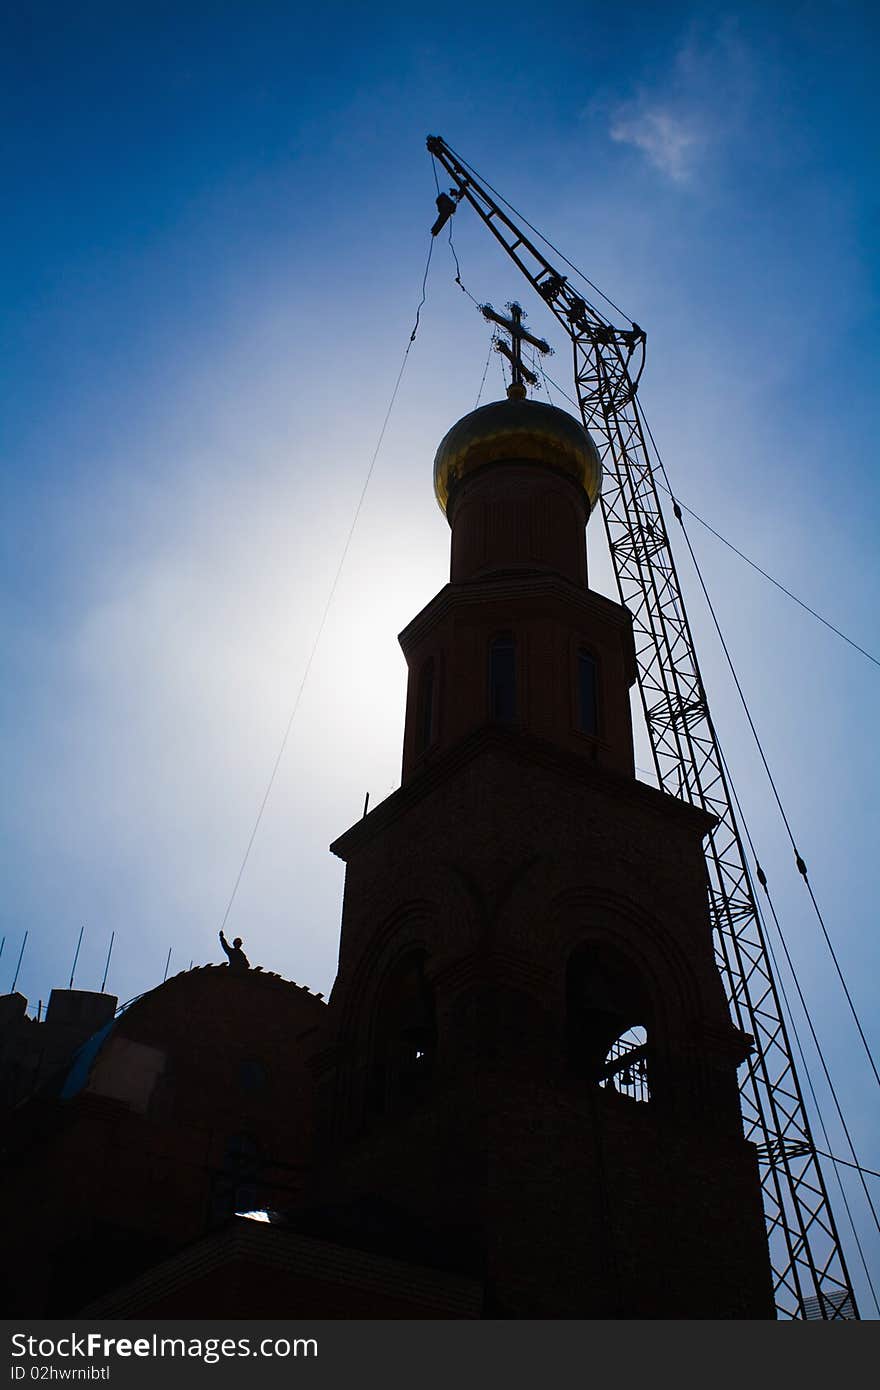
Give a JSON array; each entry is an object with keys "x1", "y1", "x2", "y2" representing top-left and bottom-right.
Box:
[{"x1": 308, "y1": 364, "x2": 775, "y2": 1317}]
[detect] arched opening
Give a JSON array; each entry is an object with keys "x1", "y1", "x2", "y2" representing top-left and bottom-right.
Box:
[
  {"x1": 369, "y1": 951, "x2": 437, "y2": 1118},
  {"x1": 489, "y1": 632, "x2": 516, "y2": 722},
  {"x1": 565, "y1": 944, "x2": 651, "y2": 1101},
  {"x1": 577, "y1": 648, "x2": 598, "y2": 735},
  {"x1": 415, "y1": 658, "x2": 436, "y2": 754}
]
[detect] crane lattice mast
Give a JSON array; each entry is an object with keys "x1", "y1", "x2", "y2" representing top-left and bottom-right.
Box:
[{"x1": 426, "y1": 135, "x2": 858, "y2": 1320}]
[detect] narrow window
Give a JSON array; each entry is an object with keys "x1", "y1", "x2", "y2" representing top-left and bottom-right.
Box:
[
  {"x1": 577, "y1": 649, "x2": 598, "y2": 735},
  {"x1": 416, "y1": 659, "x2": 435, "y2": 754},
  {"x1": 489, "y1": 633, "x2": 516, "y2": 722},
  {"x1": 369, "y1": 952, "x2": 436, "y2": 1118}
]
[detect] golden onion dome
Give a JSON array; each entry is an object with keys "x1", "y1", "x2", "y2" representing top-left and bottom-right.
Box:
[{"x1": 433, "y1": 396, "x2": 602, "y2": 516}]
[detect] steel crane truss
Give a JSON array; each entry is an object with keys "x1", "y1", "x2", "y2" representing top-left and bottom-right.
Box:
[{"x1": 426, "y1": 136, "x2": 858, "y2": 1319}]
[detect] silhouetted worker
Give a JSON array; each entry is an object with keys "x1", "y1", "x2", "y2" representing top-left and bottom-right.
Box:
[{"x1": 219, "y1": 930, "x2": 250, "y2": 973}]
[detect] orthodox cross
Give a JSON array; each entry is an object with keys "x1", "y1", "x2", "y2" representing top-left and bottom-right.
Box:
[{"x1": 480, "y1": 301, "x2": 550, "y2": 399}]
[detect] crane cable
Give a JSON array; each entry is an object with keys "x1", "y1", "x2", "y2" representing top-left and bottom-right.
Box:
[
  {"x1": 535, "y1": 349, "x2": 556, "y2": 406},
  {"x1": 441, "y1": 139, "x2": 632, "y2": 325},
  {"x1": 442, "y1": 234, "x2": 879, "y2": 1093},
  {"x1": 474, "y1": 336, "x2": 494, "y2": 410},
  {"x1": 654, "y1": 483, "x2": 879, "y2": 671},
  {"x1": 217, "y1": 234, "x2": 436, "y2": 936},
  {"x1": 632, "y1": 353, "x2": 880, "y2": 1301},
  {"x1": 525, "y1": 340, "x2": 880, "y2": 1173},
  {"x1": 816, "y1": 1153, "x2": 880, "y2": 1182},
  {"x1": 718, "y1": 746, "x2": 880, "y2": 1311},
  {"x1": 756, "y1": 874, "x2": 880, "y2": 1313},
  {"x1": 443, "y1": 232, "x2": 879, "y2": 673},
  {"x1": 522, "y1": 310, "x2": 880, "y2": 1297},
  {"x1": 533, "y1": 331, "x2": 880, "y2": 1309},
  {"x1": 534, "y1": 353, "x2": 880, "y2": 1052},
  {"x1": 438, "y1": 186, "x2": 878, "y2": 1307},
  {"x1": 527, "y1": 354, "x2": 878, "y2": 670},
  {"x1": 638, "y1": 405, "x2": 880, "y2": 1096}
]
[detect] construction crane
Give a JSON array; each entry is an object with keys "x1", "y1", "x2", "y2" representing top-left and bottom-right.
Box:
[{"x1": 426, "y1": 134, "x2": 859, "y2": 1320}]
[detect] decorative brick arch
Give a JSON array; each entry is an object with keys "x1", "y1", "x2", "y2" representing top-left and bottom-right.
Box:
[
  {"x1": 335, "y1": 901, "x2": 437, "y2": 1046},
  {"x1": 548, "y1": 885, "x2": 704, "y2": 1036}
]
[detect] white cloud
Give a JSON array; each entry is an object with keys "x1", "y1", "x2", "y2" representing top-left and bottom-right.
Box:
[
  {"x1": 605, "y1": 19, "x2": 758, "y2": 184},
  {"x1": 609, "y1": 108, "x2": 700, "y2": 183}
]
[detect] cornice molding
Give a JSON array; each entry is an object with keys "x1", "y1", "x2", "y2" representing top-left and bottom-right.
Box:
[
  {"x1": 398, "y1": 574, "x2": 635, "y2": 667},
  {"x1": 331, "y1": 725, "x2": 715, "y2": 862}
]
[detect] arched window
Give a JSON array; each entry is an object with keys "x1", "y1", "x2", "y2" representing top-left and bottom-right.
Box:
[
  {"x1": 577, "y1": 648, "x2": 598, "y2": 735},
  {"x1": 489, "y1": 632, "x2": 516, "y2": 722},
  {"x1": 415, "y1": 658, "x2": 435, "y2": 754},
  {"x1": 369, "y1": 951, "x2": 437, "y2": 1118},
  {"x1": 565, "y1": 945, "x2": 651, "y2": 1102}
]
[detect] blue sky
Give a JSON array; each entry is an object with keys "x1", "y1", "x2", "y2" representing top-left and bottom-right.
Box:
[{"x1": 2, "y1": 2, "x2": 878, "y2": 1310}]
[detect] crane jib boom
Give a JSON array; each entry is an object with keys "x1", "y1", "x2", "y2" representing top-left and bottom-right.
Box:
[
  {"x1": 425, "y1": 134, "x2": 858, "y2": 1321},
  {"x1": 427, "y1": 135, "x2": 647, "y2": 399}
]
